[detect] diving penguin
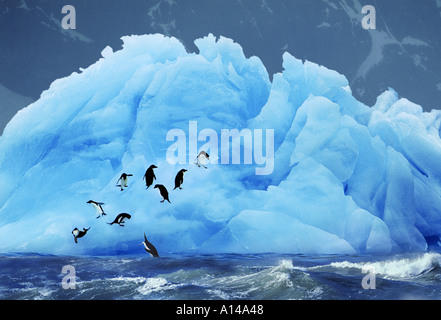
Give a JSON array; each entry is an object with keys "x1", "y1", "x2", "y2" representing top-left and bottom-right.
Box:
[
  {"x1": 154, "y1": 184, "x2": 170, "y2": 203},
  {"x1": 107, "y1": 213, "x2": 131, "y2": 226},
  {"x1": 72, "y1": 227, "x2": 90, "y2": 244},
  {"x1": 195, "y1": 151, "x2": 209, "y2": 169},
  {"x1": 143, "y1": 165, "x2": 157, "y2": 189},
  {"x1": 173, "y1": 169, "x2": 187, "y2": 190},
  {"x1": 87, "y1": 200, "x2": 107, "y2": 219},
  {"x1": 116, "y1": 173, "x2": 133, "y2": 191},
  {"x1": 140, "y1": 233, "x2": 159, "y2": 257}
]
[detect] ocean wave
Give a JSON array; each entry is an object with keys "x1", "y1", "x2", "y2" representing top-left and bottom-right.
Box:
[
  {"x1": 75, "y1": 276, "x2": 181, "y2": 299},
  {"x1": 158, "y1": 259, "x2": 326, "y2": 300},
  {"x1": 1, "y1": 253, "x2": 440, "y2": 300},
  {"x1": 305, "y1": 252, "x2": 441, "y2": 280}
]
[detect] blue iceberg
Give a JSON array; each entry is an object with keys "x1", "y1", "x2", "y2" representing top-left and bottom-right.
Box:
[{"x1": 1, "y1": 34, "x2": 440, "y2": 256}]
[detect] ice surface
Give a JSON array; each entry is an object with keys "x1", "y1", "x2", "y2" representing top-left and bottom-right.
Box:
[{"x1": 0, "y1": 33, "x2": 441, "y2": 255}]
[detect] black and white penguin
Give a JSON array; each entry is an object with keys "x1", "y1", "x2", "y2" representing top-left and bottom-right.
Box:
[
  {"x1": 72, "y1": 227, "x2": 90, "y2": 243},
  {"x1": 140, "y1": 233, "x2": 159, "y2": 257},
  {"x1": 195, "y1": 151, "x2": 209, "y2": 169},
  {"x1": 143, "y1": 165, "x2": 157, "y2": 189},
  {"x1": 116, "y1": 173, "x2": 133, "y2": 191},
  {"x1": 154, "y1": 184, "x2": 171, "y2": 203},
  {"x1": 107, "y1": 213, "x2": 131, "y2": 226},
  {"x1": 173, "y1": 169, "x2": 187, "y2": 190},
  {"x1": 87, "y1": 200, "x2": 106, "y2": 219}
]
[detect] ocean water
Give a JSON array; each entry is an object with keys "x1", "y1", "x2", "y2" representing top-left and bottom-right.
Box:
[{"x1": 0, "y1": 251, "x2": 440, "y2": 300}]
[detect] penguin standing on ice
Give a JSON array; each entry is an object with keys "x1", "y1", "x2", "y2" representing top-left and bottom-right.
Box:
[
  {"x1": 139, "y1": 233, "x2": 159, "y2": 257},
  {"x1": 143, "y1": 165, "x2": 157, "y2": 189},
  {"x1": 87, "y1": 200, "x2": 107, "y2": 219},
  {"x1": 116, "y1": 173, "x2": 133, "y2": 191},
  {"x1": 107, "y1": 213, "x2": 131, "y2": 226},
  {"x1": 173, "y1": 169, "x2": 187, "y2": 190},
  {"x1": 195, "y1": 151, "x2": 209, "y2": 169},
  {"x1": 154, "y1": 184, "x2": 170, "y2": 203},
  {"x1": 72, "y1": 227, "x2": 90, "y2": 243}
]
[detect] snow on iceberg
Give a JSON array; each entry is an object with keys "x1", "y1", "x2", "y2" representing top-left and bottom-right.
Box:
[{"x1": 0, "y1": 33, "x2": 441, "y2": 256}]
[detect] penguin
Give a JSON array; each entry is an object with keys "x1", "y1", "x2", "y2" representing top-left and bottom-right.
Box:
[
  {"x1": 195, "y1": 151, "x2": 209, "y2": 169},
  {"x1": 143, "y1": 165, "x2": 157, "y2": 189},
  {"x1": 116, "y1": 173, "x2": 133, "y2": 191},
  {"x1": 87, "y1": 200, "x2": 106, "y2": 219},
  {"x1": 173, "y1": 169, "x2": 187, "y2": 190},
  {"x1": 154, "y1": 184, "x2": 171, "y2": 203},
  {"x1": 72, "y1": 227, "x2": 90, "y2": 244},
  {"x1": 140, "y1": 233, "x2": 159, "y2": 257},
  {"x1": 108, "y1": 213, "x2": 131, "y2": 226}
]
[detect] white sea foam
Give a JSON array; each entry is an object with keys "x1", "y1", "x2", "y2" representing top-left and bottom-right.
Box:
[
  {"x1": 106, "y1": 276, "x2": 179, "y2": 295},
  {"x1": 136, "y1": 277, "x2": 179, "y2": 295},
  {"x1": 309, "y1": 252, "x2": 441, "y2": 280}
]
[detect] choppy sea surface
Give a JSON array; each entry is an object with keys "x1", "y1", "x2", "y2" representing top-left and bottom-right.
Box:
[{"x1": 1, "y1": 251, "x2": 440, "y2": 300}]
